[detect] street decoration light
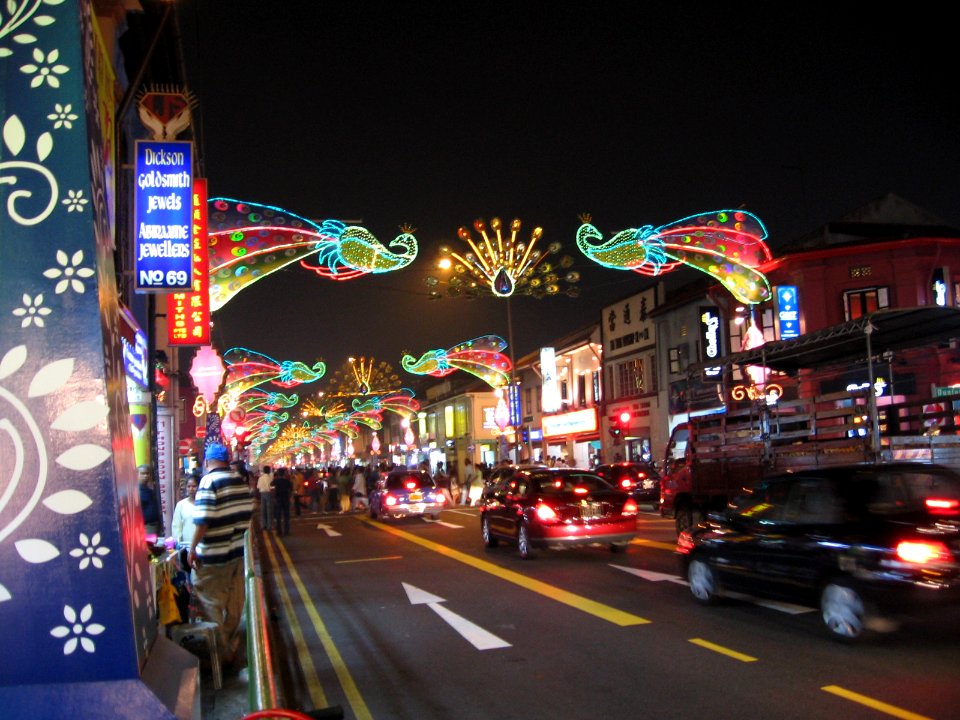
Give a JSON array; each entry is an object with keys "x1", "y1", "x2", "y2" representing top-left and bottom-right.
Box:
[
  {"x1": 190, "y1": 345, "x2": 226, "y2": 412},
  {"x1": 426, "y1": 217, "x2": 580, "y2": 300},
  {"x1": 574, "y1": 209, "x2": 773, "y2": 305},
  {"x1": 401, "y1": 335, "x2": 512, "y2": 389},
  {"x1": 206, "y1": 197, "x2": 419, "y2": 311}
]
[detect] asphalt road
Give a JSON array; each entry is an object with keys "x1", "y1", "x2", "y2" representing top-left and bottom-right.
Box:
[{"x1": 256, "y1": 505, "x2": 960, "y2": 720}]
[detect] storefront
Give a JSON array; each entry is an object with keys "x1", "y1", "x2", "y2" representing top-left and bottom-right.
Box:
[{"x1": 541, "y1": 407, "x2": 600, "y2": 467}]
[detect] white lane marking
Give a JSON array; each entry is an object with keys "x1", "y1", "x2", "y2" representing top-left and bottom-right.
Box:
[
  {"x1": 611, "y1": 565, "x2": 816, "y2": 614},
  {"x1": 422, "y1": 517, "x2": 463, "y2": 528},
  {"x1": 402, "y1": 582, "x2": 511, "y2": 651},
  {"x1": 316, "y1": 523, "x2": 342, "y2": 537}
]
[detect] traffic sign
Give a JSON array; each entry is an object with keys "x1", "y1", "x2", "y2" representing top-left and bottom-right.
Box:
[{"x1": 178, "y1": 438, "x2": 194, "y2": 455}]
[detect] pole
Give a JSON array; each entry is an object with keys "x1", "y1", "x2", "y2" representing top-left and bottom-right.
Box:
[{"x1": 506, "y1": 296, "x2": 518, "y2": 462}]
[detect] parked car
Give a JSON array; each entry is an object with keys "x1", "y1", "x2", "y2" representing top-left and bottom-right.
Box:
[
  {"x1": 676, "y1": 462, "x2": 960, "y2": 641},
  {"x1": 369, "y1": 469, "x2": 447, "y2": 521},
  {"x1": 595, "y1": 461, "x2": 661, "y2": 505},
  {"x1": 479, "y1": 467, "x2": 639, "y2": 559}
]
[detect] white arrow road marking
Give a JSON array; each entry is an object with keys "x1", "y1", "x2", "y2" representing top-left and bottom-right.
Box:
[
  {"x1": 422, "y1": 517, "x2": 463, "y2": 528},
  {"x1": 402, "y1": 583, "x2": 511, "y2": 651},
  {"x1": 611, "y1": 565, "x2": 815, "y2": 614},
  {"x1": 316, "y1": 524, "x2": 342, "y2": 537},
  {"x1": 610, "y1": 565, "x2": 689, "y2": 585}
]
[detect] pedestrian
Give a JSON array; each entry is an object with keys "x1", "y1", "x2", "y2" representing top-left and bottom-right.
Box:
[
  {"x1": 338, "y1": 466, "x2": 353, "y2": 513},
  {"x1": 352, "y1": 464, "x2": 367, "y2": 511},
  {"x1": 171, "y1": 475, "x2": 198, "y2": 548},
  {"x1": 291, "y1": 466, "x2": 305, "y2": 517},
  {"x1": 188, "y1": 442, "x2": 253, "y2": 668},
  {"x1": 138, "y1": 464, "x2": 161, "y2": 537},
  {"x1": 257, "y1": 466, "x2": 274, "y2": 531},
  {"x1": 460, "y1": 459, "x2": 478, "y2": 506},
  {"x1": 435, "y1": 462, "x2": 453, "y2": 505},
  {"x1": 272, "y1": 467, "x2": 293, "y2": 536}
]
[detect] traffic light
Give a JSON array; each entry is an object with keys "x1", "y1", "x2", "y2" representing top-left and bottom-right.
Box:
[{"x1": 618, "y1": 411, "x2": 632, "y2": 428}]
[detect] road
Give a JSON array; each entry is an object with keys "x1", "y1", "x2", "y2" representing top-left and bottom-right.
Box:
[{"x1": 259, "y1": 505, "x2": 960, "y2": 720}]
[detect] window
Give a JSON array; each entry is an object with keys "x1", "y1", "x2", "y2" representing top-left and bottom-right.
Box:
[
  {"x1": 844, "y1": 287, "x2": 889, "y2": 320},
  {"x1": 669, "y1": 347, "x2": 682, "y2": 374},
  {"x1": 524, "y1": 387, "x2": 532, "y2": 415},
  {"x1": 591, "y1": 370, "x2": 601, "y2": 404},
  {"x1": 576, "y1": 373, "x2": 586, "y2": 407},
  {"x1": 614, "y1": 359, "x2": 644, "y2": 399}
]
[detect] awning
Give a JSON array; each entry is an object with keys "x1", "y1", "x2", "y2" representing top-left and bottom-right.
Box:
[{"x1": 692, "y1": 306, "x2": 960, "y2": 374}]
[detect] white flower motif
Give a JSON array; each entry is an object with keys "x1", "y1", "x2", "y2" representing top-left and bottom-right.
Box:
[
  {"x1": 43, "y1": 250, "x2": 95, "y2": 294},
  {"x1": 50, "y1": 604, "x2": 105, "y2": 655},
  {"x1": 12, "y1": 294, "x2": 52, "y2": 328},
  {"x1": 47, "y1": 103, "x2": 78, "y2": 130},
  {"x1": 61, "y1": 189, "x2": 88, "y2": 213},
  {"x1": 68, "y1": 532, "x2": 111, "y2": 570},
  {"x1": 19, "y1": 47, "x2": 70, "y2": 89}
]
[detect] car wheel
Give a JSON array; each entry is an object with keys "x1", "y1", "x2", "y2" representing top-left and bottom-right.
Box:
[
  {"x1": 687, "y1": 557, "x2": 721, "y2": 604},
  {"x1": 518, "y1": 523, "x2": 534, "y2": 560},
  {"x1": 481, "y1": 515, "x2": 499, "y2": 548},
  {"x1": 820, "y1": 579, "x2": 869, "y2": 641},
  {"x1": 610, "y1": 541, "x2": 629, "y2": 553},
  {"x1": 675, "y1": 502, "x2": 704, "y2": 536}
]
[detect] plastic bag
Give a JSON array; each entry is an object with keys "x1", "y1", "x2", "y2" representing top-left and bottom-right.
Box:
[{"x1": 158, "y1": 572, "x2": 182, "y2": 625}]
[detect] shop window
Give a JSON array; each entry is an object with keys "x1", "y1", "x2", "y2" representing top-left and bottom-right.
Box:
[
  {"x1": 577, "y1": 373, "x2": 586, "y2": 407},
  {"x1": 844, "y1": 287, "x2": 889, "y2": 320}
]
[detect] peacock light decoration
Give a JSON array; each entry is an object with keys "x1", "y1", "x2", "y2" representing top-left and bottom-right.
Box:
[{"x1": 575, "y1": 209, "x2": 773, "y2": 305}]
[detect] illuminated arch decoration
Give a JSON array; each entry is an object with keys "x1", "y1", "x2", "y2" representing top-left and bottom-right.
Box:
[
  {"x1": 575, "y1": 210, "x2": 773, "y2": 305},
  {"x1": 236, "y1": 388, "x2": 299, "y2": 414},
  {"x1": 207, "y1": 197, "x2": 419, "y2": 311},
  {"x1": 222, "y1": 347, "x2": 326, "y2": 395},
  {"x1": 428, "y1": 217, "x2": 580, "y2": 299},
  {"x1": 401, "y1": 335, "x2": 512, "y2": 389}
]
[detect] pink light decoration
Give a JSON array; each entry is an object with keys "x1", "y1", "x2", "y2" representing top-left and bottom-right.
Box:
[
  {"x1": 401, "y1": 335, "x2": 512, "y2": 389},
  {"x1": 575, "y1": 210, "x2": 773, "y2": 305},
  {"x1": 371, "y1": 432, "x2": 381, "y2": 454},
  {"x1": 494, "y1": 392, "x2": 510, "y2": 432},
  {"x1": 190, "y1": 345, "x2": 226, "y2": 405}
]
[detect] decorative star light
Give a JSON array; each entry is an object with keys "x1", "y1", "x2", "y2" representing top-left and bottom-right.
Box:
[
  {"x1": 207, "y1": 198, "x2": 419, "y2": 311},
  {"x1": 401, "y1": 335, "x2": 512, "y2": 389},
  {"x1": 427, "y1": 217, "x2": 580, "y2": 299},
  {"x1": 575, "y1": 209, "x2": 773, "y2": 305}
]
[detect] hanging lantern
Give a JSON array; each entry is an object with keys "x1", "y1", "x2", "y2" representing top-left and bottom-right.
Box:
[
  {"x1": 371, "y1": 431, "x2": 381, "y2": 454},
  {"x1": 190, "y1": 345, "x2": 226, "y2": 406},
  {"x1": 494, "y1": 389, "x2": 510, "y2": 432}
]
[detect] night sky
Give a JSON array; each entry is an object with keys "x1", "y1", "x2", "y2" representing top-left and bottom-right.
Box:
[{"x1": 176, "y1": 2, "x2": 959, "y2": 374}]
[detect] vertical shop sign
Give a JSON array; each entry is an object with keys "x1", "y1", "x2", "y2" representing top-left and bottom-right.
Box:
[
  {"x1": 699, "y1": 306, "x2": 723, "y2": 379},
  {"x1": 134, "y1": 140, "x2": 193, "y2": 291},
  {"x1": 776, "y1": 285, "x2": 800, "y2": 339},
  {"x1": 168, "y1": 178, "x2": 210, "y2": 344}
]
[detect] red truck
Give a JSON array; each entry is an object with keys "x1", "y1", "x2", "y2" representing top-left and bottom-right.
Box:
[{"x1": 660, "y1": 307, "x2": 960, "y2": 535}]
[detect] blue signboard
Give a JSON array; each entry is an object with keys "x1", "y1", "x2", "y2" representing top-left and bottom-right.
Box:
[
  {"x1": 134, "y1": 140, "x2": 193, "y2": 291},
  {"x1": 776, "y1": 285, "x2": 800, "y2": 339}
]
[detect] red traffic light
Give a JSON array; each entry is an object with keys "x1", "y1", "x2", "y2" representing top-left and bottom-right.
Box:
[{"x1": 618, "y1": 411, "x2": 631, "y2": 424}]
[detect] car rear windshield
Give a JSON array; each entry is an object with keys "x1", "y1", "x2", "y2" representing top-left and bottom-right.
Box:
[
  {"x1": 386, "y1": 474, "x2": 434, "y2": 490},
  {"x1": 533, "y1": 473, "x2": 614, "y2": 494}
]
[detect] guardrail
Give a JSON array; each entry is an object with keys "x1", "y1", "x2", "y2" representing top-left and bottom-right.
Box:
[{"x1": 244, "y1": 529, "x2": 279, "y2": 712}]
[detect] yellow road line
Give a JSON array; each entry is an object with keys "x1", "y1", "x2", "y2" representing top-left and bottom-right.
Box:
[
  {"x1": 822, "y1": 685, "x2": 933, "y2": 720},
  {"x1": 363, "y1": 517, "x2": 650, "y2": 626},
  {"x1": 335, "y1": 555, "x2": 403, "y2": 565},
  {"x1": 271, "y1": 537, "x2": 374, "y2": 720},
  {"x1": 630, "y1": 537, "x2": 677, "y2": 551},
  {"x1": 688, "y1": 637, "x2": 758, "y2": 662},
  {"x1": 262, "y1": 536, "x2": 328, "y2": 709}
]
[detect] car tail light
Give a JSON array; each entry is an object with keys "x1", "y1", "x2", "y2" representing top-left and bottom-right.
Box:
[
  {"x1": 926, "y1": 497, "x2": 960, "y2": 516},
  {"x1": 436, "y1": 492, "x2": 447, "y2": 505},
  {"x1": 622, "y1": 499, "x2": 639, "y2": 516},
  {"x1": 384, "y1": 493, "x2": 398, "y2": 507},
  {"x1": 535, "y1": 503, "x2": 558, "y2": 522},
  {"x1": 676, "y1": 531, "x2": 694, "y2": 554},
  {"x1": 573, "y1": 486, "x2": 589, "y2": 495},
  {"x1": 896, "y1": 540, "x2": 953, "y2": 564},
  {"x1": 404, "y1": 480, "x2": 418, "y2": 490},
  {"x1": 619, "y1": 478, "x2": 634, "y2": 491}
]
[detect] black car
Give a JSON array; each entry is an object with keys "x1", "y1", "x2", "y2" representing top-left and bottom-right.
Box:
[
  {"x1": 369, "y1": 469, "x2": 447, "y2": 521},
  {"x1": 677, "y1": 462, "x2": 960, "y2": 641},
  {"x1": 595, "y1": 462, "x2": 661, "y2": 505}
]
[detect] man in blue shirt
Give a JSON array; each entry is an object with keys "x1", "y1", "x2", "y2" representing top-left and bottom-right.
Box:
[{"x1": 188, "y1": 443, "x2": 253, "y2": 666}]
